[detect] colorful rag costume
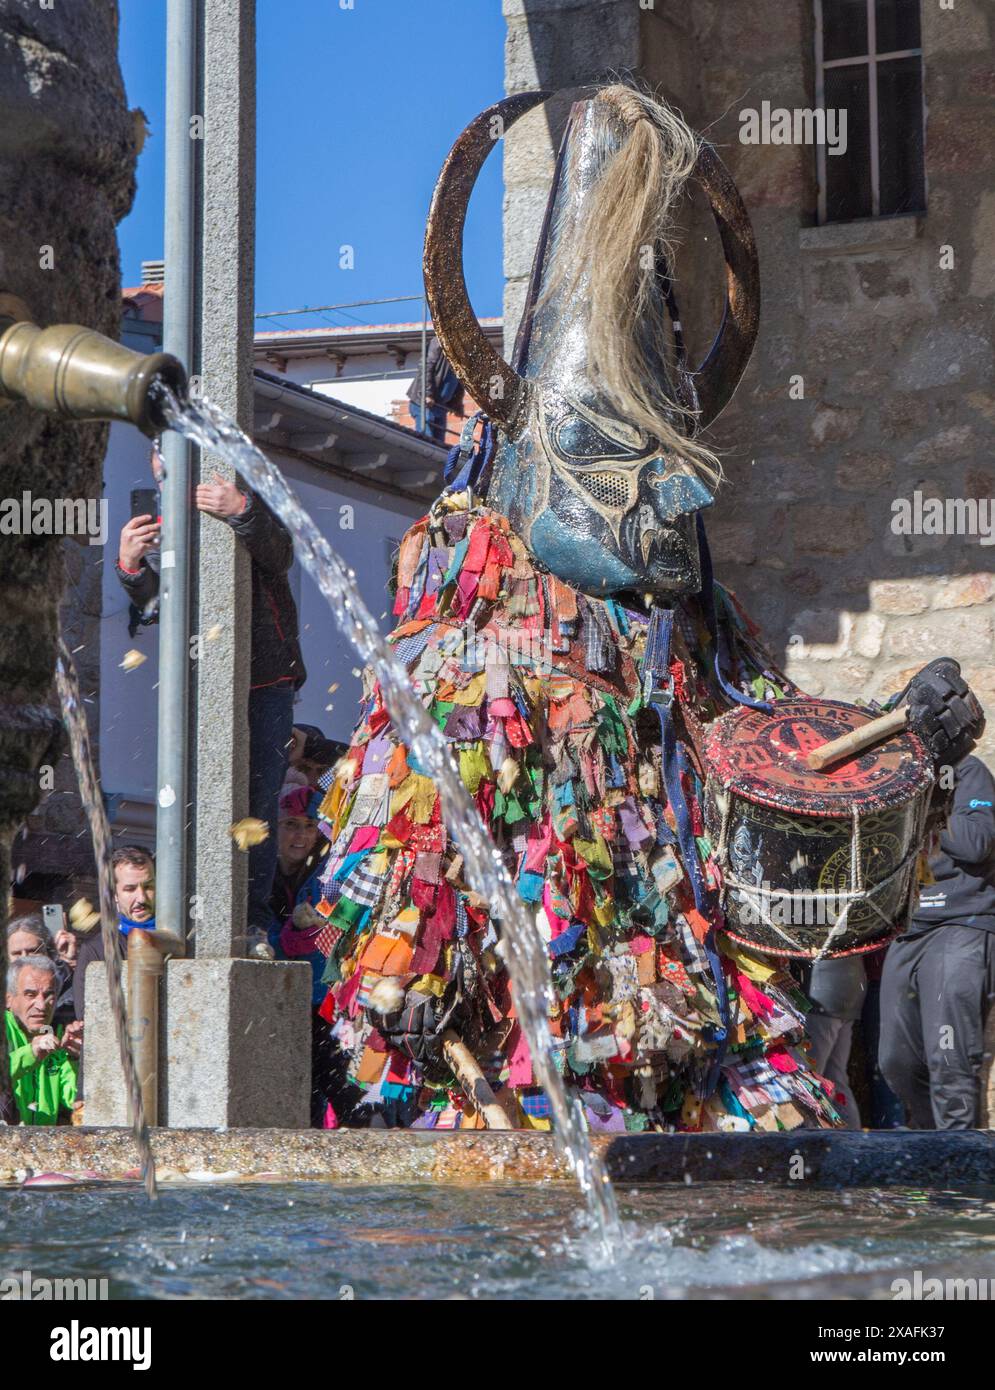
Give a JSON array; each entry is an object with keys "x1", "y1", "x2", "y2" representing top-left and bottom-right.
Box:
[
  {"x1": 307, "y1": 84, "x2": 982, "y2": 1133},
  {"x1": 309, "y1": 493, "x2": 842, "y2": 1132}
]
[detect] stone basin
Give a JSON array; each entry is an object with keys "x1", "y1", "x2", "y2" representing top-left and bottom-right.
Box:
[{"x1": 0, "y1": 1127, "x2": 993, "y2": 1187}]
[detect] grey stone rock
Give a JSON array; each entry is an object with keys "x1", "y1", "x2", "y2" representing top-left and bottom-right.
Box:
[
  {"x1": 164, "y1": 959, "x2": 312, "y2": 1129},
  {"x1": 894, "y1": 323, "x2": 994, "y2": 392}
]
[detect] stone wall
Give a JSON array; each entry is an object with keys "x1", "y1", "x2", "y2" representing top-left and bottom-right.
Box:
[
  {"x1": 0, "y1": 0, "x2": 137, "y2": 907},
  {"x1": 0, "y1": 0, "x2": 137, "y2": 1111},
  {"x1": 503, "y1": 0, "x2": 995, "y2": 761}
]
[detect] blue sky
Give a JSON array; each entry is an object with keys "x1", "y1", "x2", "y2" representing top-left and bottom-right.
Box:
[{"x1": 117, "y1": 0, "x2": 508, "y2": 327}]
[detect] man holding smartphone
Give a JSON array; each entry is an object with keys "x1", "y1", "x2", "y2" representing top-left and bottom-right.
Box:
[{"x1": 115, "y1": 449, "x2": 307, "y2": 948}]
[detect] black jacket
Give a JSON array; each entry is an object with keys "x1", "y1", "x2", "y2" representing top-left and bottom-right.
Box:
[
  {"x1": 115, "y1": 492, "x2": 305, "y2": 689},
  {"x1": 910, "y1": 755, "x2": 995, "y2": 934},
  {"x1": 406, "y1": 338, "x2": 463, "y2": 410}
]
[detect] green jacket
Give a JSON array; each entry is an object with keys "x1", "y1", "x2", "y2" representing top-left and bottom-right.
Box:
[{"x1": 5, "y1": 1010, "x2": 77, "y2": 1125}]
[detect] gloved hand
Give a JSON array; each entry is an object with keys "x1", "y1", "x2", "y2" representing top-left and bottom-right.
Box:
[{"x1": 899, "y1": 657, "x2": 985, "y2": 767}]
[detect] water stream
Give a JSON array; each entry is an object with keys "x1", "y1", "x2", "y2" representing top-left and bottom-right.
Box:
[
  {"x1": 158, "y1": 388, "x2": 623, "y2": 1258},
  {"x1": 54, "y1": 642, "x2": 157, "y2": 1197}
]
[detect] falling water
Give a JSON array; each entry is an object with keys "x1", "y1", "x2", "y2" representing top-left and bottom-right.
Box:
[
  {"x1": 54, "y1": 641, "x2": 157, "y2": 1198},
  {"x1": 158, "y1": 388, "x2": 623, "y2": 1258}
]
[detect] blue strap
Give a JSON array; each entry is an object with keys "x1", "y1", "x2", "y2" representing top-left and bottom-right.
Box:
[
  {"x1": 650, "y1": 695, "x2": 729, "y2": 1086},
  {"x1": 695, "y1": 513, "x2": 772, "y2": 713},
  {"x1": 444, "y1": 413, "x2": 496, "y2": 493},
  {"x1": 644, "y1": 603, "x2": 729, "y2": 1090},
  {"x1": 653, "y1": 700, "x2": 707, "y2": 914}
]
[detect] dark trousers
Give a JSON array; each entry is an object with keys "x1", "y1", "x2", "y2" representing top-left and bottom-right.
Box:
[
  {"x1": 409, "y1": 400, "x2": 448, "y2": 443},
  {"x1": 247, "y1": 683, "x2": 295, "y2": 938},
  {"x1": 879, "y1": 924, "x2": 995, "y2": 1129},
  {"x1": 862, "y1": 977, "x2": 905, "y2": 1129}
]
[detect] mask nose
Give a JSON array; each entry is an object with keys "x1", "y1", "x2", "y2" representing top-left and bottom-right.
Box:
[{"x1": 645, "y1": 459, "x2": 714, "y2": 523}]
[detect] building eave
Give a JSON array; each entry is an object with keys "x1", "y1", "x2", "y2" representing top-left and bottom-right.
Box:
[{"x1": 252, "y1": 369, "x2": 447, "y2": 502}]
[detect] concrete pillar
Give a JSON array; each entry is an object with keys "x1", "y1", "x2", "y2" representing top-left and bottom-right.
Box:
[
  {"x1": 85, "y1": 956, "x2": 312, "y2": 1129},
  {"x1": 151, "y1": 0, "x2": 313, "y2": 1128},
  {"x1": 164, "y1": 959, "x2": 311, "y2": 1128},
  {"x1": 191, "y1": 0, "x2": 256, "y2": 959}
]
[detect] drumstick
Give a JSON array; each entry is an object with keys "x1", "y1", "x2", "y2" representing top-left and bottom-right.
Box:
[
  {"x1": 806, "y1": 707, "x2": 908, "y2": 771},
  {"x1": 441, "y1": 1030, "x2": 513, "y2": 1130}
]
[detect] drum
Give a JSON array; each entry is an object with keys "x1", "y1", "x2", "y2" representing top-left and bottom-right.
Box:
[{"x1": 703, "y1": 697, "x2": 934, "y2": 958}]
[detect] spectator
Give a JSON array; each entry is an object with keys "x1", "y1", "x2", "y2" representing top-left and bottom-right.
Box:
[
  {"x1": 861, "y1": 945, "x2": 905, "y2": 1129},
  {"x1": 53, "y1": 922, "x2": 78, "y2": 972},
  {"x1": 115, "y1": 451, "x2": 306, "y2": 948},
  {"x1": 73, "y1": 846, "x2": 156, "y2": 1039},
  {"x1": 265, "y1": 789, "x2": 360, "y2": 1127},
  {"x1": 880, "y1": 753, "x2": 995, "y2": 1128},
  {"x1": 270, "y1": 785, "x2": 321, "y2": 927},
  {"x1": 7, "y1": 916, "x2": 74, "y2": 1027},
  {"x1": 287, "y1": 725, "x2": 345, "y2": 790},
  {"x1": 5, "y1": 956, "x2": 81, "y2": 1125},
  {"x1": 801, "y1": 956, "x2": 865, "y2": 1130},
  {"x1": 407, "y1": 337, "x2": 463, "y2": 444}
]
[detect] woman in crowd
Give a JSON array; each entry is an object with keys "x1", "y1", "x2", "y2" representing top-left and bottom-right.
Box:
[{"x1": 6, "y1": 915, "x2": 75, "y2": 1027}]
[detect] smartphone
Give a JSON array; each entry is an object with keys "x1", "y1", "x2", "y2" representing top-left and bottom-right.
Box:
[
  {"x1": 42, "y1": 903, "x2": 65, "y2": 936},
  {"x1": 130, "y1": 488, "x2": 160, "y2": 522}
]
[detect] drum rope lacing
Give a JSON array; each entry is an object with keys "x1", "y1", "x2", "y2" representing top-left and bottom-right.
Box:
[{"x1": 711, "y1": 776, "x2": 934, "y2": 959}]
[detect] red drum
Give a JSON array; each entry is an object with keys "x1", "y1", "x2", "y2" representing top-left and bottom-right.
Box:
[{"x1": 703, "y1": 698, "x2": 934, "y2": 959}]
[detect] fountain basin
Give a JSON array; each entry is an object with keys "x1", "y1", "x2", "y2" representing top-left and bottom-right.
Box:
[
  {"x1": 5, "y1": 1149, "x2": 995, "y2": 1300},
  {"x1": 1, "y1": 1127, "x2": 993, "y2": 1188}
]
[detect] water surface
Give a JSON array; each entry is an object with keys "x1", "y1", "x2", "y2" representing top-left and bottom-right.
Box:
[{"x1": 4, "y1": 1181, "x2": 995, "y2": 1299}]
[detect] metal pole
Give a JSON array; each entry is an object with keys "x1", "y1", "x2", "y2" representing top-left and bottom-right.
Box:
[
  {"x1": 157, "y1": 0, "x2": 199, "y2": 942},
  {"x1": 420, "y1": 295, "x2": 428, "y2": 436}
]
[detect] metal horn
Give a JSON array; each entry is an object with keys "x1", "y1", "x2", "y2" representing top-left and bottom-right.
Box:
[
  {"x1": 423, "y1": 90, "x2": 761, "y2": 438},
  {"x1": 423, "y1": 92, "x2": 547, "y2": 435},
  {"x1": 691, "y1": 141, "x2": 761, "y2": 428}
]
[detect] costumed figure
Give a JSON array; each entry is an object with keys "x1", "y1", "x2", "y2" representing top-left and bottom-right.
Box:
[{"x1": 306, "y1": 86, "x2": 984, "y2": 1133}]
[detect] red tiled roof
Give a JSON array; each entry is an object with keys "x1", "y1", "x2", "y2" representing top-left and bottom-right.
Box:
[{"x1": 122, "y1": 285, "x2": 165, "y2": 323}]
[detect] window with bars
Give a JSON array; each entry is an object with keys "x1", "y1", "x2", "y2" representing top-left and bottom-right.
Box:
[{"x1": 814, "y1": 0, "x2": 926, "y2": 223}]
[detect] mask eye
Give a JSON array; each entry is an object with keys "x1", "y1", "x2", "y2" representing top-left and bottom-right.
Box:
[{"x1": 552, "y1": 412, "x2": 645, "y2": 464}]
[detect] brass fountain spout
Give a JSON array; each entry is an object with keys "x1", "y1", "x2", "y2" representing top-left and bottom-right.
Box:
[{"x1": 0, "y1": 293, "x2": 187, "y2": 437}]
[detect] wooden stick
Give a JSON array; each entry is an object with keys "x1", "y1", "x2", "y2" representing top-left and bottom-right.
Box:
[
  {"x1": 806, "y1": 707, "x2": 908, "y2": 771},
  {"x1": 441, "y1": 1030, "x2": 513, "y2": 1130}
]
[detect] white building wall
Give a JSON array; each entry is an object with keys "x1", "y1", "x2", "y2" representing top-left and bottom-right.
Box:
[
  {"x1": 277, "y1": 346, "x2": 415, "y2": 421},
  {"x1": 273, "y1": 453, "x2": 424, "y2": 743}
]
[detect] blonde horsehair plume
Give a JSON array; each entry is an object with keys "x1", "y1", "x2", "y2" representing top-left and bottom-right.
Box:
[{"x1": 542, "y1": 83, "x2": 722, "y2": 488}]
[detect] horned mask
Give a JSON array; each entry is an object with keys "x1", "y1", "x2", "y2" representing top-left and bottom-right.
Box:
[{"x1": 423, "y1": 86, "x2": 761, "y2": 602}]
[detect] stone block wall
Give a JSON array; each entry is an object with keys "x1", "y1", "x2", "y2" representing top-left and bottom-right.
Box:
[
  {"x1": 503, "y1": 0, "x2": 995, "y2": 760},
  {"x1": 0, "y1": 0, "x2": 137, "y2": 908}
]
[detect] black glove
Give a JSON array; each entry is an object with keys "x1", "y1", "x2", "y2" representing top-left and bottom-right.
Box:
[{"x1": 899, "y1": 657, "x2": 985, "y2": 767}]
